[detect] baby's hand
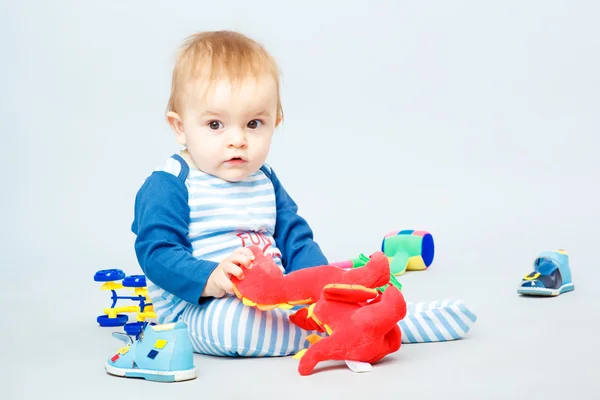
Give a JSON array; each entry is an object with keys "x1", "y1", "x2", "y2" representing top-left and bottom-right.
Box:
[{"x1": 202, "y1": 247, "x2": 255, "y2": 298}]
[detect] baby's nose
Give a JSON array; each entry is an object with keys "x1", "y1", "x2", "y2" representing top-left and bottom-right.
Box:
[{"x1": 229, "y1": 129, "x2": 247, "y2": 147}]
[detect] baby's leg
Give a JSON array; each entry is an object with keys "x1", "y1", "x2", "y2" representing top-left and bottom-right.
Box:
[
  {"x1": 399, "y1": 299, "x2": 477, "y2": 343},
  {"x1": 179, "y1": 295, "x2": 325, "y2": 357}
]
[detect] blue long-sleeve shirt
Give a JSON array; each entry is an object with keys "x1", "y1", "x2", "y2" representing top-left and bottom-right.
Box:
[{"x1": 131, "y1": 154, "x2": 328, "y2": 321}]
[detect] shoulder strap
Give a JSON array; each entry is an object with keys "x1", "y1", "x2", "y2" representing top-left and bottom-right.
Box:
[
  {"x1": 168, "y1": 153, "x2": 190, "y2": 182},
  {"x1": 260, "y1": 164, "x2": 273, "y2": 182}
]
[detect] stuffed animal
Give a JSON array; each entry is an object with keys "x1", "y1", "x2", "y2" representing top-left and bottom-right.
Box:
[
  {"x1": 230, "y1": 246, "x2": 407, "y2": 375},
  {"x1": 289, "y1": 283, "x2": 406, "y2": 375},
  {"x1": 231, "y1": 246, "x2": 393, "y2": 309},
  {"x1": 381, "y1": 230, "x2": 435, "y2": 275}
]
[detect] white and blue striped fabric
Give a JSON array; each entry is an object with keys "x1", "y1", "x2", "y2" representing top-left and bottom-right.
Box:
[
  {"x1": 178, "y1": 296, "x2": 478, "y2": 357},
  {"x1": 400, "y1": 300, "x2": 477, "y2": 343},
  {"x1": 180, "y1": 296, "x2": 326, "y2": 357},
  {"x1": 147, "y1": 154, "x2": 284, "y2": 325}
]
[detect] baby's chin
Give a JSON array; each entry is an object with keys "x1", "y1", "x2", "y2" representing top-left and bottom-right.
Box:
[{"x1": 214, "y1": 168, "x2": 255, "y2": 182}]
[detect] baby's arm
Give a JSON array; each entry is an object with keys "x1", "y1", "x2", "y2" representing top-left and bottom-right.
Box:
[
  {"x1": 131, "y1": 171, "x2": 218, "y2": 304},
  {"x1": 265, "y1": 166, "x2": 329, "y2": 272}
]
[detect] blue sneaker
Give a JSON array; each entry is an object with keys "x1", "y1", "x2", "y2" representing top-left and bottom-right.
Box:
[
  {"x1": 105, "y1": 321, "x2": 196, "y2": 382},
  {"x1": 517, "y1": 250, "x2": 575, "y2": 296}
]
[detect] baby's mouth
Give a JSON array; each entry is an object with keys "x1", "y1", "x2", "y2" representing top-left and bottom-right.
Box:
[{"x1": 226, "y1": 156, "x2": 246, "y2": 164}]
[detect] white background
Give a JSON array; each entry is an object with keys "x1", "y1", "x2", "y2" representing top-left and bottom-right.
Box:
[{"x1": 2, "y1": 1, "x2": 599, "y2": 398}]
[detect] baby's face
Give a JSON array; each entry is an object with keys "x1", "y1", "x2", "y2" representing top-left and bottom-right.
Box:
[{"x1": 176, "y1": 75, "x2": 279, "y2": 182}]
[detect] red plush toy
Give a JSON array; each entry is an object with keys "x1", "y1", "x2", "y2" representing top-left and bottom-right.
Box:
[{"x1": 230, "y1": 246, "x2": 407, "y2": 375}]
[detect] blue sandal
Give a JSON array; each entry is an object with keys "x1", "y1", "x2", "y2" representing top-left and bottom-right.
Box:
[
  {"x1": 517, "y1": 250, "x2": 574, "y2": 296},
  {"x1": 105, "y1": 321, "x2": 197, "y2": 382}
]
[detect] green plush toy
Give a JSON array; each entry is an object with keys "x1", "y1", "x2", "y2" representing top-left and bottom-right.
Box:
[{"x1": 381, "y1": 230, "x2": 435, "y2": 276}]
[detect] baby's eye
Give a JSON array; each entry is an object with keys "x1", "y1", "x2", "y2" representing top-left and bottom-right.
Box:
[
  {"x1": 247, "y1": 120, "x2": 263, "y2": 129},
  {"x1": 208, "y1": 121, "x2": 224, "y2": 130}
]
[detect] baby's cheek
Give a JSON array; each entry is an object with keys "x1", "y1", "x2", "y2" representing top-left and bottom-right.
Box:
[{"x1": 252, "y1": 137, "x2": 272, "y2": 155}]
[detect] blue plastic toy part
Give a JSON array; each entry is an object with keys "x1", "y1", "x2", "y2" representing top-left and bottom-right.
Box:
[
  {"x1": 124, "y1": 322, "x2": 145, "y2": 336},
  {"x1": 94, "y1": 269, "x2": 126, "y2": 282},
  {"x1": 122, "y1": 275, "x2": 147, "y2": 288},
  {"x1": 97, "y1": 314, "x2": 129, "y2": 327}
]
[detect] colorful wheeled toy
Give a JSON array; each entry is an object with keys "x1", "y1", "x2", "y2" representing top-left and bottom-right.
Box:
[{"x1": 94, "y1": 269, "x2": 156, "y2": 336}]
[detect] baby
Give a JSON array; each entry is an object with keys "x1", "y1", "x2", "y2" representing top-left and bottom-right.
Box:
[{"x1": 131, "y1": 30, "x2": 477, "y2": 357}]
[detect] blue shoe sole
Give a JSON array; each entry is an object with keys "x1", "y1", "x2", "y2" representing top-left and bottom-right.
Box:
[
  {"x1": 105, "y1": 363, "x2": 197, "y2": 382},
  {"x1": 517, "y1": 282, "x2": 574, "y2": 297}
]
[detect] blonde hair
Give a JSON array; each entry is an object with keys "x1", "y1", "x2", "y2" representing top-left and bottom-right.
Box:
[{"x1": 167, "y1": 30, "x2": 283, "y2": 121}]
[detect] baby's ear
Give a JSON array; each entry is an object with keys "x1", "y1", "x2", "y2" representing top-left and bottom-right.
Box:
[
  {"x1": 166, "y1": 111, "x2": 186, "y2": 146},
  {"x1": 275, "y1": 114, "x2": 282, "y2": 127}
]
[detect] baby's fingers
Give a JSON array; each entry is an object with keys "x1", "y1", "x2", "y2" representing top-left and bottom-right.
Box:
[
  {"x1": 231, "y1": 247, "x2": 255, "y2": 268},
  {"x1": 236, "y1": 247, "x2": 256, "y2": 260},
  {"x1": 229, "y1": 253, "x2": 254, "y2": 269},
  {"x1": 222, "y1": 262, "x2": 245, "y2": 280}
]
